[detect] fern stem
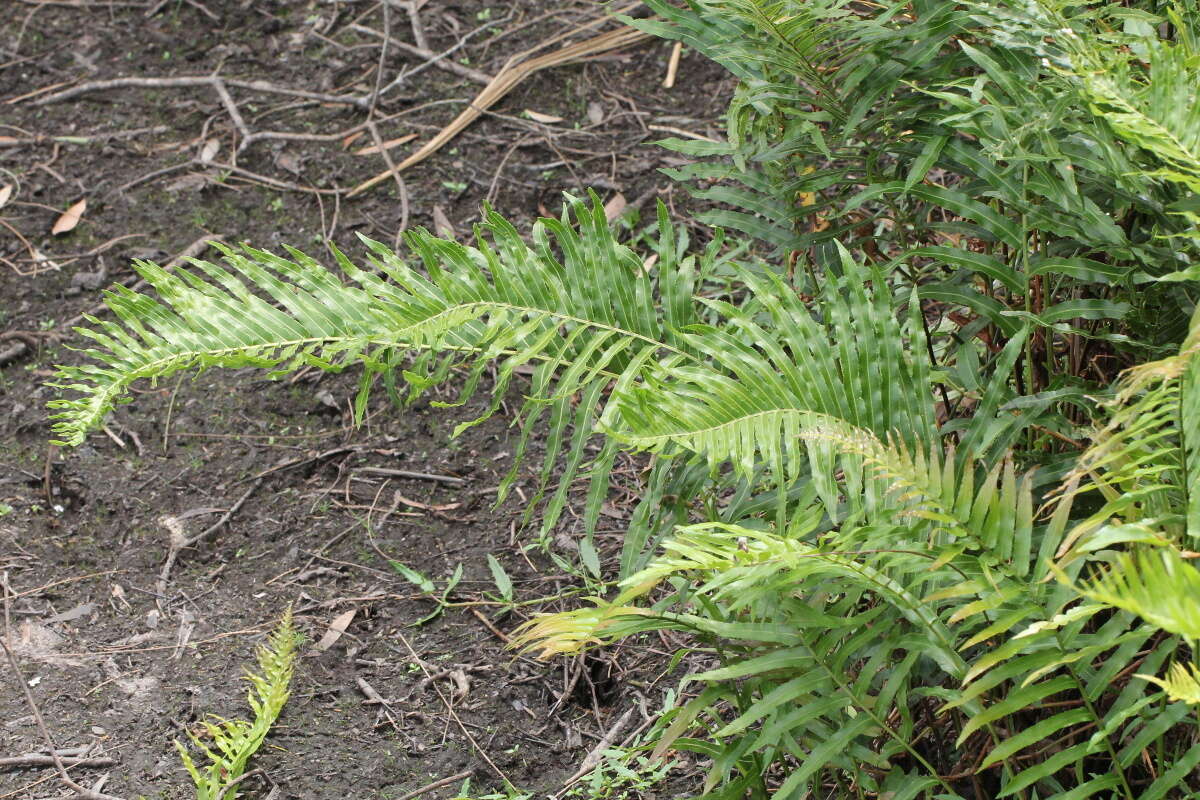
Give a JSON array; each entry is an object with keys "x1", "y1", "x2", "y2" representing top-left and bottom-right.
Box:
[
  {"x1": 799, "y1": 634, "x2": 960, "y2": 795},
  {"x1": 1061, "y1": 656, "x2": 1135, "y2": 800}
]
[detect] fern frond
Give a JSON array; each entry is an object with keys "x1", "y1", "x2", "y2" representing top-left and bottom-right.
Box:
[
  {"x1": 1139, "y1": 661, "x2": 1200, "y2": 705},
  {"x1": 610, "y1": 243, "x2": 937, "y2": 520},
  {"x1": 1070, "y1": 547, "x2": 1200, "y2": 639},
  {"x1": 1078, "y1": 35, "x2": 1200, "y2": 193},
  {"x1": 50, "y1": 195, "x2": 706, "y2": 540},
  {"x1": 1055, "y1": 304, "x2": 1200, "y2": 556},
  {"x1": 51, "y1": 195, "x2": 683, "y2": 442},
  {"x1": 175, "y1": 609, "x2": 302, "y2": 800}
]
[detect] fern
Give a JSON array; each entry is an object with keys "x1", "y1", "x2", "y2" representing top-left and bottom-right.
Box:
[
  {"x1": 1140, "y1": 661, "x2": 1200, "y2": 706},
  {"x1": 176, "y1": 609, "x2": 302, "y2": 800},
  {"x1": 46, "y1": 1, "x2": 1200, "y2": 797},
  {"x1": 50, "y1": 195, "x2": 701, "y2": 540},
  {"x1": 1070, "y1": 548, "x2": 1200, "y2": 639}
]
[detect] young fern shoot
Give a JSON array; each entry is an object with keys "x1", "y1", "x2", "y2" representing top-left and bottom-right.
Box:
[{"x1": 176, "y1": 609, "x2": 302, "y2": 800}]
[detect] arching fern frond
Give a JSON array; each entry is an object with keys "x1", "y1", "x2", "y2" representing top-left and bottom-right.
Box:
[
  {"x1": 609, "y1": 242, "x2": 937, "y2": 519},
  {"x1": 1055, "y1": 304, "x2": 1200, "y2": 556},
  {"x1": 49, "y1": 194, "x2": 703, "y2": 538}
]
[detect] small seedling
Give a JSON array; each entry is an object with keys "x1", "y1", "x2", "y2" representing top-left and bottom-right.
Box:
[
  {"x1": 486, "y1": 553, "x2": 513, "y2": 607},
  {"x1": 390, "y1": 560, "x2": 463, "y2": 625},
  {"x1": 176, "y1": 609, "x2": 302, "y2": 800}
]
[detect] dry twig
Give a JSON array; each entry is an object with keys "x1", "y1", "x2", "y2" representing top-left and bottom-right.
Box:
[
  {"x1": 32, "y1": 76, "x2": 371, "y2": 110},
  {"x1": 351, "y1": 24, "x2": 494, "y2": 86},
  {"x1": 0, "y1": 754, "x2": 115, "y2": 770}
]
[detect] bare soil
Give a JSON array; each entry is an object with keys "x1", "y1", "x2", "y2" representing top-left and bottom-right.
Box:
[{"x1": 0, "y1": 2, "x2": 730, "y2": 798}]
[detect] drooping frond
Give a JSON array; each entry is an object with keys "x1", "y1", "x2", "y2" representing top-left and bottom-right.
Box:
[
  {"x1": 51, "y1": 194, "x2": 684, "y2": 441},
  {"x1": 49, "y1": 195, "x2": 704, "y2": 536},
  {"x1": 608, "y1": 242, "x2": 937, "y2": 519}
]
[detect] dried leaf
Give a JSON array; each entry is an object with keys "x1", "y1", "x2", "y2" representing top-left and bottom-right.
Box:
[
  {"x1": 164, "y1": 173, "x2": 208, "y2": 193},
  {"x1": 43, "y1": 602, "x2": 96, "y2": 625},
  {"x1": 449, "y1": 668, "x2": 470, "y2": 698},
  {"x1": 316, "y1": 608, "x2": 356, "y2": 651},
  {"x1": 603, "y1": 192, "x2": 627, "y2": 222},
  {"x1": 199, "y1": 138, "x2": 220, "y2": 164},
  {"x1": 172, "y1": 608, "x2": 196, "y2": 660},
  {"x1": 353, "y1": 133, "x2": 417, "y2": 156},
  {"x1": 111, "y1": 582, "x2": 130, "y2": 609},
  {"x1": 524, "y1": 109, "x2": 564, "y2": 124},
  {"x1": 52, "y1": 198, "x2": 87, "y2": 235},
  {"x1": 0, "y1": 184, "x2": 12, "y2": 209},
  {"x1": 12, "y1": 621, "x2": 84, "y2": 667},
  {"x1": 587, "y1": 101, "x2": 604, "y2": 125},
  {"x1": 275, "y1": 151, "x2": 300, "y2": 174}
]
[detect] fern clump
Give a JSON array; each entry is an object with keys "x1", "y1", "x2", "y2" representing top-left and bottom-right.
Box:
[
  {"x1": 45, "y1": 0, "x2": 1200, "y2": 796},
  {"x1": 176, "y1": 609, "x2": 302, "y2": 800}
]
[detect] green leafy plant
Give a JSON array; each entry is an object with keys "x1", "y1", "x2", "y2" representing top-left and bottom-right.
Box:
[
  {"x1": 176, "y1": 610, "x2": 302, "y2": 800},
  {"x1": 45, "y1": 0, "x2": 1200, "y2": 797},
  {"x1": 390, "y1": 559, "x2": 463, "y2": 625},
  {"x1": 451, "y1": 746, "x2": 674, "y2": 800}
]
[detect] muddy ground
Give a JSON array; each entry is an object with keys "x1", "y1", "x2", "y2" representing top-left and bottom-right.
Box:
[{"x1": 0, "y1": 2, "x2": 730, "y2": 797}]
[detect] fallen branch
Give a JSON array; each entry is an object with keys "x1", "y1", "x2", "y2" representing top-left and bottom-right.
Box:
[
  {"x1": 0, "y1": 754, "x2": 115, "y2": 770},
  {"x1": 354, "y1": 466, "x2": 465, "y2": 486},
  {"x1": 0, "y1": 125, "x2": 169, "y2": 147},
  {"x1": 31, "y1": 76, "x2": 371, "y2": 110},
  {"x1": 207, "y1": 161, "x2": 350, "y2": 195},
  {"x1": 348, "y1": 24, "x2": 653, "y2": 196},
  {"x1": 392, "y1": 769, "x2": 475, "y2": 800}
]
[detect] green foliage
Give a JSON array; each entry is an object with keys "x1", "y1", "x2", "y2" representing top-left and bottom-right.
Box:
[
  {"x1": 49, "y1": 196, "x2": 704, "y2": 544},
  {"x1": 176, "y1": 609, "x2": 302, "y2": 800},
  {"x1": 46, "y1": 0, "x2": 1200, "y2": 797},
  {"x1": 452, "y1": 746, "x2": 675, "y2": 800},
  {"x1": 1140, "y1": 661, "x2": 1200, "y2": 706}
]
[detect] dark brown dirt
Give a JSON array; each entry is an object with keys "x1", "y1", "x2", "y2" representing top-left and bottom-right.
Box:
[{"x1": 0, "y1": 2, "x2": 730, "y2": 798}]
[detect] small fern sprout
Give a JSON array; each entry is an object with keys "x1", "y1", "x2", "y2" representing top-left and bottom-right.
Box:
[{"x1": 175, "y1": 608, "x2": 302, "y2": 800}]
